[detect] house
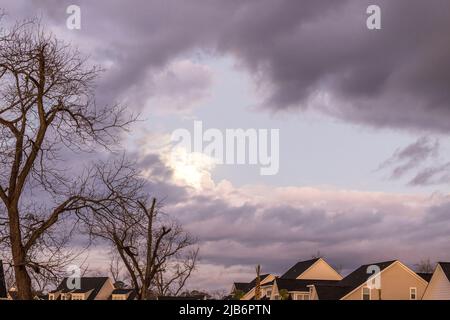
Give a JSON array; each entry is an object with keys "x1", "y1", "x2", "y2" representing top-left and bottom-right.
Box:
[
  {"x1": 0, "y1": 260, "x2": 6, "y2": 299},
  {"x1": 230, "y1": 282, "x2": 253, "y2": 297},
  {"x1": 237, "y1": 258, "x2": 343, "y2": 300},
  {"x1": 422, "y1": 262, "x2": 450, "y2": 300},
  {"x1": 158, "y1": 294, "x2": 208, "y2": 300},
  {"x1": 270, "y1": 279, "x2": 340, "y2": 300},
  {"x1": 309, "y1": 260, "x2": 428, "y2": 300},
  {"x1": 239, "y1": 274, "x2": 277, "y2": 300},
  {"x1": 7, "y1": 288, "x2": 18, "y2": 300},
  {"x1": 49, "y1": 277, "x2": 115, "y2": 300},
  {"x1": 110, "y1": 288, "x2": 138, "y2": 300},
  {"x1": 264, "y1": 258, "x2": 343, "y2": 300}
]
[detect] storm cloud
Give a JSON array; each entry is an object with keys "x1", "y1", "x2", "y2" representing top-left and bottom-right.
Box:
[{"x1": 5, "y1": 0, "x2": 449, "y2": 132}]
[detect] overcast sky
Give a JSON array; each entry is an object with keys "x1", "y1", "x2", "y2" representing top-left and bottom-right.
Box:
[{"x1": 2, "y1": 0, "x2": 450, "y2": 291}]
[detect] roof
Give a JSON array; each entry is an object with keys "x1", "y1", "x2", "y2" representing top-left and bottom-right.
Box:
[
  {"x1": 8, "y1": 289, "x2": 18, "y2": 300},
  {"x1": 417, "y1": 272, "x2": 433, "y2": 282},
  {"x1": 54, "y1": 277, "x2": 109, "y2": 300},
  {"x1": 310, "y1": 260, "x2": 397, "y2": 300},
  {"x1": 249, "y1": 274, "x2": 270, "y2": 287},
  {"x1": 233, "y1": 274, "x2": 271, "y2": 294},
  {"x1": 0, "y1": 260, "x2": 6, "y2": 299},
  {"x1": 233, "y1": 282, "x2": 251, "y2": 293},
  {"x1": 275, "y1": 278, "x2": 340, "y2": 292},
  {"x1": 112, "y1": 288, "x2": 136, "y2": 295},
  {"x1": 313, "y1": 284, "x2": 354, "y2": 300},
  {"x1": 280, "y1": 258, "x2": 320, "y2": 279},
  {"x1": 261, "y1": 281, "x2": 274, "y2": 287},
  {"x1": 438, "y1": 262, "x2": 450, "y2": 282}
]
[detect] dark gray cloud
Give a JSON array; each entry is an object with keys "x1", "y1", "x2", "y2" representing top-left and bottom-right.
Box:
[
  {"x1": 378, "y1": 136, "x2": 450, "y2": 186},
  {"x1": 216, "y1": 0, "x2": 450, "y2": 132},
  {"x1": 4, "y1": 0, "x2": 450, "y2": 132},
  {"x1": 378, "y1": 136, "x2": 440, "y2": 178},
  {"x1": 165, "y1": 184, "x2": 450, "y2": 277},
  {"x1": 409, "y1": 162, "x2": 450, "y2": 186}
]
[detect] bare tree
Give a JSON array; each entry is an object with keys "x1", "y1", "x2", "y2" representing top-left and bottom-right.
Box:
[
  {"x1": 311, "y1": 251, "x2": 324, "y2": 259},
  {"x1": 0, "y1": 18, "x2": 134, "y2": 299},
  {"x1": 415, "y1": 258, "x2": 435, "y2": 274},
  {"x1": 154, "y1": 247, "x2": 198, "y2": 296},
  {"x1": 82, "y1": 167, "x2": 199, "y2": 300},
  {"x1": 109, "y1": 253, "x2": 123, "y2": 285}
]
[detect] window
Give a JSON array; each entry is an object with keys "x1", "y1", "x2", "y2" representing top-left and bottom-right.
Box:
[
  {"x1": 266, "y1": 290, "x2": 272, "y2": 298},
  {"x1": 48, "y1": 294, "x2": 55, "y2": 300},
  {"x1": 71, "y1": 294, "x2": 85, "y2": 300},
  {"x1": 294, "y1": 293, "x2": 309, "y2": 300},
  {"x1": 362, "y1": 287, "x2": 371, "y2": 300},
  {"x1": 410, "y1": 287, "x2": 417, "y2": 300},
  {"x1": 274, "y1": 294, "x2": 280, "y2": 300}
]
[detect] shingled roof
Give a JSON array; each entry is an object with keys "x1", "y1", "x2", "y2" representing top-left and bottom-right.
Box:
[
  {"x1": 233, "y1": 282, "x2": 252, "y2": 292},
  {"x1": 275, "y1": 278, "x2": 340, "y2": 292},
  {"x1": 233, "y1": 274, "x2": 271, "y2": 293},
  {"x1": 438, "y1": 262, "x2": 450, "y2": 282},
  {"x1": 338, "y1": 260, "x2": 396, "y2": 290},
  {"x1": 52, "y1": 277, "x2": 109, "y2": 300},
  {"x1": 311, "y1": 260, "x2": 397, "y2": 300},
  {"x1": 313, "y1": 284, "x2": 353, "y2": 300},
  {"x1": 417, "y1": 272, "x2": 433, "y2": 282},
  {"x1": 280, "y1": 258, "x2": 320, "y2": 279}
]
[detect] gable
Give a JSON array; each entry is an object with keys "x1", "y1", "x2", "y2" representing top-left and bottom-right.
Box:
[
  {"x1": 55, "y1": 277, "x2": 110, "y2": 300},
  {"x1": 438, "y1": 262, "x2": 450, "y2": 282},
  {"x1": 297, "y1": 258, "x2": 342, "y2": 280},
  {"x1": 423, "y1": 264, "x2": 450, "y2": 300},
  {"x1": 342, "y1": 261, "x2": 427, "y2": 300}
]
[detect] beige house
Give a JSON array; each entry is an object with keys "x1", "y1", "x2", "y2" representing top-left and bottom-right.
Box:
[
  {"x1": 310, "y1": 260, "x2": 429, "y2": 300},
  {"x1": 279, "y1": 258, "x2": 343, "y2": 281},
  {"x1": 240, "y1": 274, "x2": 277, "y2": 300},
  {"x1": 237, "y1": 258, "x2": 341, "y2": 301},
  {"x1": 270, "y1": 278, "x2": 340, "y2": 300},
  {"x1": 240, "y1": 258, "x2": 342, "y2": 300},
  {"x1": 422, "y1": 262, "x2": 450, "y2": 300},
  {"x1": 49, "y1": 277, "x2": 115, "y2": 300},
  {"x1": 110, "y1": 288, "x2": 138, "y2": 300}
]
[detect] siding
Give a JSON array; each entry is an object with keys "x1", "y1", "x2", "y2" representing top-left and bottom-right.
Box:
[
  {"x1": 95, "y1": 279, "x2": 115, "y2": 300},
  {"x1": 298, "y1": 259, "x2": 342, "y2": 281},
  {"x1": 423, "y1": 265, "x2": 450, "y2": 300}
]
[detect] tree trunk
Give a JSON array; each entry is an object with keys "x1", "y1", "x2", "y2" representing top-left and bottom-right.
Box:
[{"x1": 8, "y1": 206, "x2": 33, "y2": 300}]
